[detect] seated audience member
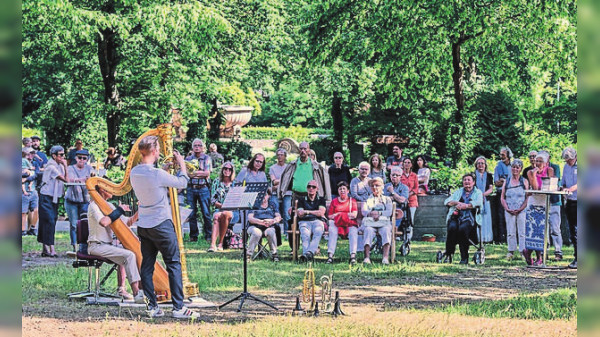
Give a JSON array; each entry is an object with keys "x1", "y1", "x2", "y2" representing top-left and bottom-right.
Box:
[
  {"x1": 362, "y1": 177, "x2": 394, "y2": 265},
  {"x1": 208, "y1": 162, "x2": 239, "y2": 252},
  {"x1": 441, "y1": 174, "x2": 483, "y2": 264},
  {"x1": 247, "y1": 191, "x2": 282, "y2": 262},
  {"x1": 297, "y1": 180, "x2": 327, "y2": 262},
  {"x1": 87, "y1": 186, "x2": 145, "y2": 302},
  {"x1": 326, "y1": 181, "x2": 359, "y2": 264},
  {"x1": 368, "y1": 153, "x2": 386, "y2": 183},
  {"x1": 350, "y1": 161, "x2": 372, "y2": 202},
  {"x1": 328, "y1": 152, "x2": 352, "y2": 199},
  {"x1": 383, "y1": 167, "x2": 409, "y2": 234}
]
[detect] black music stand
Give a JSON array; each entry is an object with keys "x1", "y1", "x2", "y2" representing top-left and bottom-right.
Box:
[{"x1": 218, "y1": 182, "x2": 278, "y2": 312}]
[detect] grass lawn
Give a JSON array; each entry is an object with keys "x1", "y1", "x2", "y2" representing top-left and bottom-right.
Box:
[{"x1": 22, "y1": 233, "x2": 577, "y2": 336}]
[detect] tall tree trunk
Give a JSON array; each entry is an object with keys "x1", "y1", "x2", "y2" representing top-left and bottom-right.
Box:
[
  {"x1": 331, "y1": 91, "x2": 343, "y2": 145},
  {"x1": 98, "y1": 25, "x2": 121, "y2": 148},
  {"x1": 207, "y1": 98, "x2": 221, "y2": 141},
  {"x1": 451, "y1": 39, "x2": 465, "y2": 113}
]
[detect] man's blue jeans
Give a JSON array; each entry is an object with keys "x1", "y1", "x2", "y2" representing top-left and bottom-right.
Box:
[
  {"x1": 65, "y1": 199, "x2": 88, "y2": 248},
  {"x1": 187, "y1": 187, "x2": 212, "y2": 240},
  {"x1": 137, "y1": 219, "x2": 184, "y2": 310},
  {"x1": 282, "y1": 195, "x2": 292, "y2": 232}
]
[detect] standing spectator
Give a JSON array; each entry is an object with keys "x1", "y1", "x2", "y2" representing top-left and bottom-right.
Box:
[
  {"x1": 103, "y1": 147, "x2": 127, "y2": 170},
  {"x1": 269, "y1": 148, "x2": 288, "y2": 227},
  {"x1": 501, "y1": 159, "x2": 529, "y2": 260},
  {"x1": 492, "y1": 146, "x2": 512, "y2": 244},
  {"x1": 539, "y1": 150, "x2": 563, "y2": 260},
  {"x1": 362, "y1": 177, "x2": 394, "y2": 265},
  {"x1": 297, "y1": 180, "x2": 327, "y2": 262},
  {"x1": 350, "y1": 162, "x2": 372, "y2": 202},
  {"x1": 328, "y1": 152, "x2": 352, "y2": 199},
  {"x1": 269, "y1": 147, "x2": 292, "y2": 224},
  {"x1": 208, "y1": 143, "x2": 224, "y2": 168},
  {"x1": 21, "y1": 147, "x2": 39, "y2": 236},
  {"x1": 522, "y1": 151, "x2": 538, "y2": 179},
  {"x1": 473, "y1": 156, "x2": 493, "y2": 243},
  {"x1": 67, "y1": 139, "x2": 93, "y2": 166},
  {"x1": 326, "y1": 181, "x2": 359, "y2": 264},
  {"x1": 524, "y1": 152, "x2": 555, "y2": 265},
  {"x1": 38, "y1": 145, "x2": 68, "y2": 257},
  {"x1": 185, "y1": 138, "x2": 213, "y2": 242},
  {"x1": 235, "y1": 153, "x2": 268, "y2": 183},
  {"x1": 22, "y1": 137, "x2": 32, "y2": 148},
  {"x1": 414, "y1": 155, "x2": 431, "y2": 195},
  {"x1": 31, "y1": 135, "x2": 48, "y2": 189},
  {"x1": 368, "y1": 153, "x2": 386, "y2": 183},
  {"x1": 278, "y1": 141, "x2": 331, "y2": 234},
  {"x1": 308, "y1": 149, "x2": 317, "y2": 162},
  {"x1": 65, "y1": 149, "x2": 94, "y2": 252},
  {"x1": 561, "y1": 147, "x2": 577, "y2": 269},
  {"x1": 385, "y1": 144, "x2": 405, "y2": 173},
  {"x1": 384, "y1": 167, "x2": 409, "y2": 235},
  {"x1": 400, "y1": 157, "x2": 419, "y2": 225}
]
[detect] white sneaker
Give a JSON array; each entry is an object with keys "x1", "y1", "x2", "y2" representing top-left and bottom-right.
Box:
[
  {"x1": 147, "y1": 306, "x2": 164, "y2": 318},
  {"x1": 173, "y1": 306, "x2": 200, "y2": 319},
  {"x1": 134, "y1": 290, "x2": 146, "y2": 304},
  {"x1": 363, "y1": 257, "x2": 371, "y2": 264},
  {"x1": 382, "y1": 257, "x2": 390, "y2": 265}
]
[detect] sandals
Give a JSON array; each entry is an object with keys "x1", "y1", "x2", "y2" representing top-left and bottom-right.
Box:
[
  {"x1": 272, "y1": 253, "x2": 280, "y2": 262},
  {"x1": 207, "y1": 247, "x2": 216, "y2": 252},
  {"x1": 326, "y1": 257, "x2": 334, "y2": 264},
  {"x1": 349, "y1": 257, "x2": 357, "y2": 265}
]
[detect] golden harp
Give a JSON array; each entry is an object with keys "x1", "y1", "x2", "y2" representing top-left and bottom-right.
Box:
[{"x1": 86, "y1": 124, "x2": 199, "y2": 301}]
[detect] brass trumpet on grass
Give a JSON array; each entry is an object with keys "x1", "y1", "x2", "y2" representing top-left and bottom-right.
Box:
[{"x1": 302, "y1": 263, "x2": 316, "y2": 311}]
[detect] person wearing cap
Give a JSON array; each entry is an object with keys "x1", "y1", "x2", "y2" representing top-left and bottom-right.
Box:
[
  {"x1": 103, "y1": 147, "x2": 126, "y2": 170},
  {"x1": 296, "y1": 180, "x2": 327, "y2": 262},
  {"x1": 67, "y1": 139, "x2": 94, "y2": 166},
  {"x1": 30, "y1": 136, "x2": 48, "y2": 190},
  {"x1": 38, "y1": 145, "x2": 68, "y2": 257},
  {"x1": 22, "y1": 147, "x2": 39, "y2": 236},
  {"x1": 185, "y1": 138, "x2": 213, "y2": 242},
  {"x1": 362, "y1": 177, "x2": 394, "y2": 265},
  {"x1": 65, "y1": 149, "x2": 95, "y2": 252}
]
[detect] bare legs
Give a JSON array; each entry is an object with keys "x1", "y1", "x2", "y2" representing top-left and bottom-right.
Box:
[{"x1": 210, "y1": 211, "x2": 233, "y2": 250}]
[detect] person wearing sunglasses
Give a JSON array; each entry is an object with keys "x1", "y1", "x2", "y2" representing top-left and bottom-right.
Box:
[
  {"x1": 208, "y1": 162, "x2": 240, "y2": 252},
  {"x1": 328, "y1": 152, "x2": 352, "y2": 200},
  {"x1": 297, "y1": 180, "x2": 327, "y2": 262},
  {"x1": 65, "y1": 149, "x2": 95, "y2": 252},
  {"x1": 235, "y1": 153, "x2": 267, "y2": 184},
  {"x1": 38, "y1": 145, "x2": 69, "y2": 257}
]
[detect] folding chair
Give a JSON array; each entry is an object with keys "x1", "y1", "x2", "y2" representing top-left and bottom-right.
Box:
[
  {"x1": 67, "y1": 217, "x2": 119, "y2": 302},
  {"x1": 252, "y1": 235, "x2": 273, "y2": 261}
]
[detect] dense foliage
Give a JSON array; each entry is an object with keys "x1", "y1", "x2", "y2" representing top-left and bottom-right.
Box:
[{"x1": 22, "y1": 0, "x2": 576, "y2": 169}]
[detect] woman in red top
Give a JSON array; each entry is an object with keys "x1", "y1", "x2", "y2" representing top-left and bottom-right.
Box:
[
  {"x1": 400, "y1": 157, "x2": 419, "y2": 225},
  {"x1": 326, "y1": 181, "x2": 359, "y2": 264}
]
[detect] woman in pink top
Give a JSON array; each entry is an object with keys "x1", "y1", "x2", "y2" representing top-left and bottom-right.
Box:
[{"x1": 400, "y1": 157, "x2": 419, "y2": 225}]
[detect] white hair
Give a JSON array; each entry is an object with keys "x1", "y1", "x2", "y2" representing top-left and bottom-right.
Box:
[
  {"x1": 562, "y1": 147, "x2": 577, "y2": 160},
  {"x1": 536, "y1": 152, "x2": 549, "y2": 163},
  {"x1": 500, "y1": 146, "x2": 513, "y2": 158}
]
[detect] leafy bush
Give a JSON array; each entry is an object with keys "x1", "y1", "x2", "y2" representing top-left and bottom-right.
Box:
[
  {"x1": 241, "y1": 126, "x2": 329, "y2": 141},
  {"x1": 212, "y1": 140, "x2": 252, "y2": 164}
]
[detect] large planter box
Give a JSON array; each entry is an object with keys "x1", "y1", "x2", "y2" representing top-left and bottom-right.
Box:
[{"x1": 413, "y1": 195, "x2": 449, "y2": 241}]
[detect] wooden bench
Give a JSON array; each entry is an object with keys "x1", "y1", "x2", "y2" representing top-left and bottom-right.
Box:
[{"x1": 288, "y1": 200, "x2": 400, "y2": 263}]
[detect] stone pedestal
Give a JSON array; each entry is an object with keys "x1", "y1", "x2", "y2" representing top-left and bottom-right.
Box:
[{"x1": 413, "y1": 194, "x2": 450, "y2": 241}]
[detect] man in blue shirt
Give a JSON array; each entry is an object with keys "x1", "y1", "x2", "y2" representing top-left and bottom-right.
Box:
[
  {"x1": 492, "y1": 147, "x2": 512, "y2": 244},
  {"x1": 31, "y1": 135, "x2": 48, "y2": 190},
  {"x1": 185, "y1": 138, "x2": 213, "y2": 242}
]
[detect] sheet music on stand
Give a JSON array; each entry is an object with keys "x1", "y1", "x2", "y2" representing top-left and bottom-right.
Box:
[{"x1": 221, "y1": 182, "x2": 269, "y2": 210}]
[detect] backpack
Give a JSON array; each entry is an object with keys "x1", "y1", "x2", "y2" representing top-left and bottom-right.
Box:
[{"x1": 223, "y1": 229, "x2": 243, "y2": 249}]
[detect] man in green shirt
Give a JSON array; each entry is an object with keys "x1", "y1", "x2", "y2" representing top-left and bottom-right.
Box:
[{"x1": 278, "y1": 141, "x2": 330, "y2": 233}]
